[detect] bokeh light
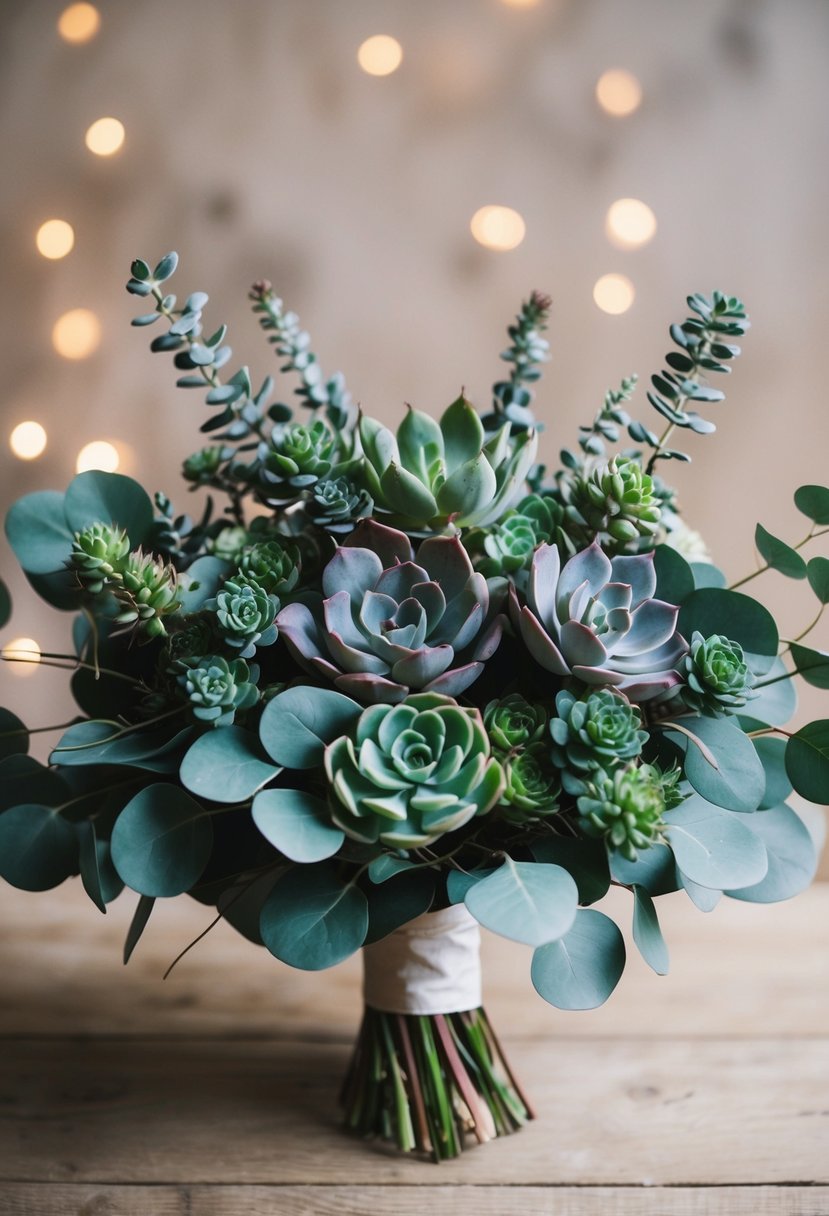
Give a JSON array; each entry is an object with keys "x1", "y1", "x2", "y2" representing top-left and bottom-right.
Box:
[
  {"x1": 2, "y1": 637, "x2": 41, "y2": 676},
  {"x1": 605, "y1": 198, "x2": 657, "y2": 249},
  {"x1": 36, "y1": 219, "x2": 75, "y2": 260},
  {"x1": 596, "y1": 68, "x2": 643, "y2": 117},
  {"x1": 52, "y1": 309, "x2": 101, "y2": 359},
  {"x1": 9, "y1": 421, "x2": 48, "y2": 460},
  {"x1": 357, "y1": 35, "x2": 403, "y2": 76},
  {"x1": 593, "y1": 273, "x2": 635, "y2": 315},
  {"x1": 85, "y1": 116, "x2": 125, "y2": 156},
  {"x1": 76, "y1": 440, "x2": 120, "y2": 473},
  {"x1": 500, "y1": 0, "x2": 542, "y2": 7},
  {"x1": 470, "y1": 205, "x2": 526, "y2": 251},
  {"x1": 57, "y1": 3, "x2": 100, "y2": 44}
]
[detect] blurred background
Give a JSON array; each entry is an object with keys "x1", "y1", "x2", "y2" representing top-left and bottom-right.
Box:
[{"x1": 1, "y1": 0, "x2": 827, "y2": 857}]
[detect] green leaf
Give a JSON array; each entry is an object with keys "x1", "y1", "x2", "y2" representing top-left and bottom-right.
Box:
[
  {"x1": 690, "y1": 562, "x2": 727, "y2": 590},
  {"x1": 632, "y1": 885, "x2": 669, "y2": 975},
  {"x1": 664, "y1": 794, "x2": 768, "y2": 890},
  {"x1": 217, "y1": 870, "x2": 282, "y2": 946},
  {"x1": 259, "y1": 863, "x2": 368, "y2": 969},
  {"x1": 180, "y1": 727, "x2": 280, "y2": 802},
  {"x1": 531, "y1": 909, "x2": 626, "y2": 1010},
  {"x1": 368, "y1": 854, "x2": 416, "y2": 884},
  {"x1": 5, "y1": 490, "x2": 72, "y2": 574},
  {"x1": 0, "y1": 578, "x2": 10, "y2": 628},
  {"x1": 364, "y1": 869, "x2": 436, "y2": 945},
  {"x1": 64, "y1": 471, "x2": 154, "y2": 547},
  {"x1": 396, "y1": 408, "x2": 444, "y2": 484},
  {"x1": 0, "y1": 805, "x2": 78, "y2": 891},
  {"x1": 754, "y1": 736, "x2": 794, "y2": 809},
  {"x1": 0, "y1": 755, "x2": 70, "y2": 811},
  {"x1": 725, "y1": 803, "x2": 817, "y2": 903},
  {"x1": 0, "y1": 707, "x2": 29, "y2": 761},
  {"x1": 78, "y1": 820, "x2": 124, "y2": 913},
  {"x1": 665, "y1": 716, "x2": 765, "y2": 812},
  {"x1": 464, "y1": 858, "x2": 578, "y2": 947},
  {"x1": 445, "y1": 868, "x2": 495, "y2": 904},
  {"x1": 739, "y1": 657, "x2": 797, "y2": 730},
  {"x1": 26, "y1": 568, "x2": 84, "y2": 611},
  {"x1": 610, "y1": 843, "x2": 679, "y2": 895},
  {"x1": 123, "y1": 894, "x2": 155, "y2": 964},
  {"x1": 153, "y1": 251, "x2": 179, "y2": 281},
  {"x1": 251, "y1": 788, "x2": 344, "y2": 863},
  {"x1": 177, "y1": 556, "x2": 230, "y2": 613},
  {"x1": 259, "y1": 686, "x2": 361, "y2": 768},
  {"x1": 794, "y1": 484, "x2": 829, "y2": 525},
  {"x1": 785, "y1": 720, "x2": 829, "y2": 803},
  {"x1": 440, "y1": 394, "x2": 485, "y2": 472},
  {"x1": 111, "y1": 784, "x2": 212, "y2": 897},
  {"x1": 679, "y1": 872, "x2": 721, "y2": 912},
  {"x1": 807, "y1": 557, "x2": 829, "y2": 604},
  {"x1": 678, "y1": 589, "x2": 778, "y2": 675},
  {"x1": 51, "y1": 722, "x2": 193, "y2": 773},
  {"x1": 790, "y1": 643, "x2": 829, "y2": 690},
  {"x1": 653, "y1": 545, "x2": 695, "y2": 606},
  {"x1": 530, "y1": 836, "x2": 610, "y2": 905},
  {"x1": 754, "y1": 524, "x2": 807, "y2": 579}
]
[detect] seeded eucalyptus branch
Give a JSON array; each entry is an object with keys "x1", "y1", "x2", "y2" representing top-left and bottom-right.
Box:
[{"x1": 484, "y1": 290, "x2": 552, "y2": 433}]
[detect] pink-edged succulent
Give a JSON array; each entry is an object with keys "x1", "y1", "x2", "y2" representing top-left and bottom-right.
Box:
[
  {"x1": 515, "y1": 541, "x2": 687, "y2": 701},
  {"x1": 277, "y1": 520, "x2": 504, "y2": 704}
]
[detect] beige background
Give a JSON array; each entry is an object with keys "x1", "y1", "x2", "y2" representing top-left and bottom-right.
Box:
[{"x1": 1, "y1": 0, "x2": 827, "y2": 858}]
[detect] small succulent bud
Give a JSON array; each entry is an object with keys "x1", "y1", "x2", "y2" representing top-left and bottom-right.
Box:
[
  {"x1": 236, "y1": 539, "x2": 301, "y2": 597},
  {"x1": 577, "y1": 763, "x2": 667, "y2": 861},
  {"x1": 564, "y1": 455, "x2": 662, "y2": 552},
  {"x1": 305, "y1": 476, "x2": 373, "y2": 534},
  {"x1": 206, "y1": 577, "x2": 278, "y2": 659},
  {"x1": 112, "y1": 550, "x2": 182, "y2": 639},
  {"x1": 484, "y1": 693, "x2": 547, "y2": 753},
  {"x1": 176, "y1": 654, "x2": 259, "y2": 727},
  {"x1": 69, "y1": 522, "x2": 130, "y2": 594},
  {"x1": 550, "y1": 688, "x2": 647, "y2": 794},
  {"x1": 679, "y1": 631, "x2": 756, "y2": 716}
]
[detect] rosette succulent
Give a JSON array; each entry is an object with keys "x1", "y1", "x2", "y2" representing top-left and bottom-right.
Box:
[
  {"x1": 305, "y1": 475, "x2": 373, "y2": 534},
  {"x1": 499, "y1": 747, "x2": 559, "y2": 822},
  {"x1": 277, "y1": 520, "x2": 504, "y2": 703},
  {"x1": 577, "y1": 763, "x2": 666, "y2": 861},
  {"x1": 562, "y1": 455, "x2": 662, "y2": 551},
  {"x1": 236, "y1": 539, "x2": 300, "y2": 597},
  {"x1": 112, "y1": 550, "x2": 182, "y2": 639},
  {"x1": 550, "y1": 688, "x2": 647, "y2": 793},
  {"x1": 206, "y1": 576, "x2": 278, "y2": 658},
  {"x1": 516, "y1": 541, "x2": 687, "y2": 700},
  {"x1": 477, "y1": 494, "x2": 575, "y2": 578},
  {"x1": 176, "y1": 654, "x2": 259, "y2": 726},
  {"x1": 324, "y1": 692, "x2": 505, "y2": 847},
  {"x1": 69, "y1": 522, "x2": 130, "y2": 593},
  {"x1": 209, "y1": 525, "x2": 250, "y2": 563},
  {"x1": 678, "y1": 631, "x2": 756, "y2": 716},
  {"x1": 183, "y1": 445, "x2": 228, "y2": 486},
  {"x1": 484, "y1": 693, "x2": 547, "y2": 753},
  {"x1": 359, "y1": 394, "x2": 537, "y2": 531},
  {"x1": 255, "y1": 419, "x2": 336, "y2": 503}
]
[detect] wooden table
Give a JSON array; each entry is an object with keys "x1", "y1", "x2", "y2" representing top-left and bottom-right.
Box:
[{"x1": 1, "y1": 879, "x2": 827, "y2": 1215}]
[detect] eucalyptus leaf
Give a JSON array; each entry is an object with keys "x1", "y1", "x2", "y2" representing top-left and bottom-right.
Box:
[
  {"x1": 368, "y1": 854, "x2": 416, "y2": 884},
  {"x1": 806, "y1": 556, "x2": 829, "y2": 604},
  {"x1": 446, "y1": 868, "x2": 495, "y2": 904},
  {"x1": 0, "y1": 804, "x2": 78, "y2": 891},
  {"x1": 78, "y1": 821, "x2": 124, "y2": 913},
  {"x1": 251, "y1": 787, "x2": 344, "y2": 863},
  {"x1": 665, "y1": 716, "x2": 765, "y2": 811},
  {"x1": 785, "y1": 721, "x2": 829, "y2": 803},
  {"x1": 632, "y1": 885, "x2": 669, "y2": 974},
  {"x1": 690, "y1": 562, "x2": 727, "y2": 590},
  {"x1": 259, "y1": 685, "x2": 361, "y2": 768},
  {"x1": 679, "y1": 872, "x2": 721, "y2": 912},
  {"x1": 64, "y1": 471, "x2": 154, "y2": 547},
  {"x1": 739, "y1": 657, "x2": 797, "y2": 730},
  {"x1": 464, "y1": 858, "x2": 578, "y2": 947},
  {"x1": 725, "y1": 803, "x2": 817, "y2": 903},
  {"x1": 176, "y1": 556, "x2": 230, "y2": 613},
  {"x1": 5, "y1": 490, "x2": 72, "y2": 574},
  {"x1": 259, "y1": 863, "x2": 368, "y2": 969},
  {"x1": 180, "y1": 727, "x2": 280, "y2": 801},
  {"x1": 790, "y1": 643, "x2": 829, "y2": 690},
  {"x1": 51, "y1": 721, "x2": 193, "y2": 773},
  {"x1": 0, "y1": 578, "x2": 10, "y2": 628},
  {"x1": 664, "y1": 794, "x2": 768, "y2": 890},
  {"x1": 678, "y1": 589, "x2": 778, "y2": 675},
  {"x1": 364, "y1": 869, "x2": 436, "y2": 945},
  {"x1": 0, "y1": 755, "x2": 70, "y2": 811},
  {"x1": 531, "y1": 909, "x2": 626, "y2": 1010},
  {"x1": 0, "y1": 707, "x2": 29, "y2": 761},
  {"x1": 794, "y1": 484, "x2": 829, "y2": 525},
  {"x1": 754, "y1": 524, "x2": 807, "y2": 579},
  {"x1": 530, "y1": 836, "x2": 610, "y2": 905},
  {"x1": 754, "y1": 736, "x2": 793, "y2": 809},
  {"x1": 217, "y1": 869, "x2": 282, "y2": 945},
  {"x1": 123, "y1": 894, "x2": 155, "y2": 964},
  {"x1": 111, "y1": 784, "x2": 213, "y2": 897},
  {"x1": 653, "y1": 545, "x2": 694, "y2": 606},
  {"x1": 610, "y1": 842, "x2": 679, "y2": 895}
]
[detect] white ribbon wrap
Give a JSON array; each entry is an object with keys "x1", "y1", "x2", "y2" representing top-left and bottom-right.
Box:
[{"x1": 362, "y1": 904, "x2": 482, "y2": 1015}]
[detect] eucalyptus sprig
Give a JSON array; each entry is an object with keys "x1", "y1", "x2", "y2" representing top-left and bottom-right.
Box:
[
  {"x1": 485, "y1": 290, "x2": 552, "y2": 433},
  {"x1": 561, "y1": 373, "x2": 638, "y2": 470}
]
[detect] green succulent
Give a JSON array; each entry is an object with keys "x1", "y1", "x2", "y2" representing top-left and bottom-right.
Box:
[
  {"x1": 679, "y1": 631, "x2": 756, "y2": 716},
  {"x1": 256, "y1": 419, "x2": 336, "y2": 502},
  {"x1": 478, "y1": 493, "x2": 575, "y2": 578},
  {"x1": 563, "y1": 455, "x2": 662, "y2": 551},
  {"x1": 484, "y1": 693, "x2": 547, "y2": 753},
  {"x1": 305, "y1": 475, "x2": 373, "y2": 534},
  {"x1": 206, "y1": 577, "x2": 278, "y2": 659},
  {"x1": 236, "y1": 539, "x2": 301, "y2": 597},
  {"x1": 165, "y1": 615, "x2": 218, "y2": 666},
  {"x1": 550, "y1": 688, "x2": 647, "y2": 794},
  {"x1": 176, "y1": 654, "x2": 259, "y2": 726},
  {"x1": 68, "y1": 522, "x2": 130, "y2": 594},
  {"x1": 209, "y1": 526, "x2": 250, "y2": 563},
  {"x1": 183, "y1": 445, "x2": 227, "y2": 486},
  {"x1": 324, "y1": 692, "x2": 505, "y2": 848},
  {"x1": 500, "y1": 746, "x2": 560, "y2": 822},
  {"x1": 577, "y1": 763, "x2": 666, "y2": 861},
  {"x1": 112, "y1": 550, "x2": 182, "y2": 639}
]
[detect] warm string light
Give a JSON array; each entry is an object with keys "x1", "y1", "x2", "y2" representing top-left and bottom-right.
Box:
[
  {"x1": 57, "y1": 3, "x2": 100, "y2": 44},
  {"x1": 593, "y1": 274, "x2": 635, "y2": 315},
  {"x1": 9, "y1": 421, "x2": 47, "y2": 460},
  {"x1": 500, "y1": 0, "x2": 542, "y2": 7},
  {"x1": 470, "y1": 205, "x2": 526, "y2": 251},
  {"x1": 76, "y1": 440, "x2": 120, "y2": 473},
  {"x1": 85, "y1": 116, "x2": 125, "y2": 156},
  {"x1": 2, "y1": 637, "x2": 41, "y2": 676},
  {"x1": 605, "y1": 198, "x2": 657, "y2": 250},
  {"x1": 36, "y1": 219, "x2": 75, "y2": 260},
  {"x1": 596, "y1": 68, "x2": 642, "y2": 117},
  {"x1": 52, "y1": 309, "x2": 101, "y2": 359},
  {"x1": 357, "y1": 35, "x2": 403, "y2": 76}
]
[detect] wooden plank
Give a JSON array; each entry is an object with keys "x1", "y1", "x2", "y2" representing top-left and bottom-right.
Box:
[
  {"x1": 1, "y1": 1037, "x2": 827, "y2": 1187},
  {"x1": 2, "y1": 881, "x2": 827, "y2": 1040},
  {"x1": 2, "y1": 1184, "x2": 828, "y2": 1216}
]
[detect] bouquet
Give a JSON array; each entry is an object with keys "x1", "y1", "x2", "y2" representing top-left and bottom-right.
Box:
[{"x1": 1, "y1": 252, "x2": 826, "y2": 1162}]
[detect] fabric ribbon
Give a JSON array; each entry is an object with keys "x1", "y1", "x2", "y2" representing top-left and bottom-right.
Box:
[{"x1": 362, "y1": 904, "x2": 482, "y2": 1015}]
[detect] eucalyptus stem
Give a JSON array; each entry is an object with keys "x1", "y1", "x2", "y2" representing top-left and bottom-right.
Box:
[{"x1": 729, "y1": 526, "x2": 828, "y2": 591}]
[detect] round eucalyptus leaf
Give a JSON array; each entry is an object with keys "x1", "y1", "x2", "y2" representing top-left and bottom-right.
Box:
[
  {"x1": 180, "y1": 726, "x2": 280, "y2": 802},
  {"x1": 51, "y1": 721, "x2": 193, "y2": 773},
  {"x1": 364, "y1": 869, "x2": 436, "y2": 945},
  {"x1": 0, "y1": 804, "x2": 78, "y2": 891},
  {"x1": 786, "y1": 720, "x2": 829, "y2": 804},
  {"x1": 531, "y1": 909, "x2": 626, "y2": 1010},
  {"x1": 64, "y1": 471, "x2": 154, "y2": 547},
  {"x1": 252, "y1": 787, "x2": 344, "y2": 863},
  {"x1": 111, "y1": 784, "x2": 213, "y2": 897},
  {"x1": 794, "y1": 484, "x2": 829, "y2": 525},
  {"x1": 679, "y1": 872, "x2": 721, "y2": 912},
  {"x1": 632, "y1": 885, "x2": 669, "y2": 975},
  {"x1": 664, "y1": 794, "x2": 768, "y2": 890},
  {"x1": 666, "y1": 716, "x2": 765, "y2": 812},
  {"x1": 610, "y1": 842, "x2": 679, "y2": 895},
  {"x1": 754, "y1": 736, "x2": 794, "y2": 809},
  {"x1": 259, "y1": 685, "x2": 362, "y2": 768},
  {"x1": 78, "y1": 821, "x2": 124, "y2": 913},
  {"x1": 0, "y1": 755, "x2": 70, "y2": 811},
  {"x1": 259, "y1": 863, "x2": 368, "y2": 969},
  {"x1": 690, "y1": 562, "x2": 727, "y2": 590},
  {"x1": 678, "y1": 589, "x2": 778, "y2": 675},
  {"x1": 464, "y1": 859, "x2": 578, "y2": 947},
  {"x1": 807, "y1": 557, "x2": 829, "y2": 604},
  {"x1": 446, "y1": 868, "x2": 496, "y2": 904},
  {"x1": 790, "y1": 643, "x2": 829, "y2": 690},
  {"x1": 368, "y1": 854, "x2": 416, "y2": 884},
  {"x1": 26, "y1": 568, "x2": 84, "y2": 611},
  {"x1": 530, "y1": 836, "x2": 610, "y2": 905},
  {"x1": 725, "y1": 803, "x2": 817, "y2": 903},
  {"x1": 177, "y1": 556, "x2": 230, "y2": 614},
  {"x1": 754, "y1": 524, "x2": 807, "y2": 580},
  {"x1": 739, "y1": 658, "x2": 797, "y2": 730},
  {"x1": 0, "y1": 707, "x2": 29, "y2": 761},
  {"x1": 0, "y1": 578, "x2": 10, "y2": 628},
  {"x1": 217, "y1": 870, "x2": 282, "y2": 946},
  {"x1": 5, "y1": 490, "x2": 72, "y2": 574},
  {"x1": 653, "y1": 544, "x2": 694, "y2": 606}
]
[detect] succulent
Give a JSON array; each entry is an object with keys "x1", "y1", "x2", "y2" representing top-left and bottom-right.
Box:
[
  {"x1": 165, "y1": 615, "x2": 218, "y2": 666},
  {"x1": 562, "y1": 455, "x2": 662, "y2": 551},
  {"x1": 236, "y1": 539, "x2": 301, "y2": 597},
  {"x1": 359, "y1": 394, "x2": 537, "y2": 532},
  {"x1": 206, "y1": 577, "x2": 278, "y2": 659},
  {"x1": 305, "y1": 475, "x2": 373, "y2": 534},
  {"x1": 484, "y1": 693, "x2": 547, "y2": 753},
  {"x1": 677, "y1": 631, "x2": 756, "y2": 716},
  {"x1": 478, "y1": 493, "x2": 575, "y2": 578},
  {"x1": 255, "y1": 419, "x2": 336, "y2": 503},
  {"x1": 176, "y1": 654, "x2": 259, "y2": 726},
  {"x1": 68, "y1": 522, "x2": 130, "y2": 594},
  {"x1": 278, "y1": 521, "x2": 503, "y2": 704},
  {"x1": 112, "y1": 550, "x2": 182, "y2": 639},
  {"x1": 577, "y1": 763, "x2": 666, "y2": 861},
  {"x1": 516, "y1": 541, "x2": 687, "y2": 701},
  {"x1": 499, "y1": 746, "x2": 560, "y2": 822},
  {"x1": 550, "y1": 688, "x2": 647, "y2": 793},
  {"x1": 209, "y1": 526, "x2": 250, "y2": 563},
  {"x1": 484, "y1": 290, "x2": 552, "y2": 433},
  {"x1": 183, "y1": 445, "x2": 227, "y2": 486},
  {"x1": 324, "y1": 692, "x2": 505, "y2": 848}
]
